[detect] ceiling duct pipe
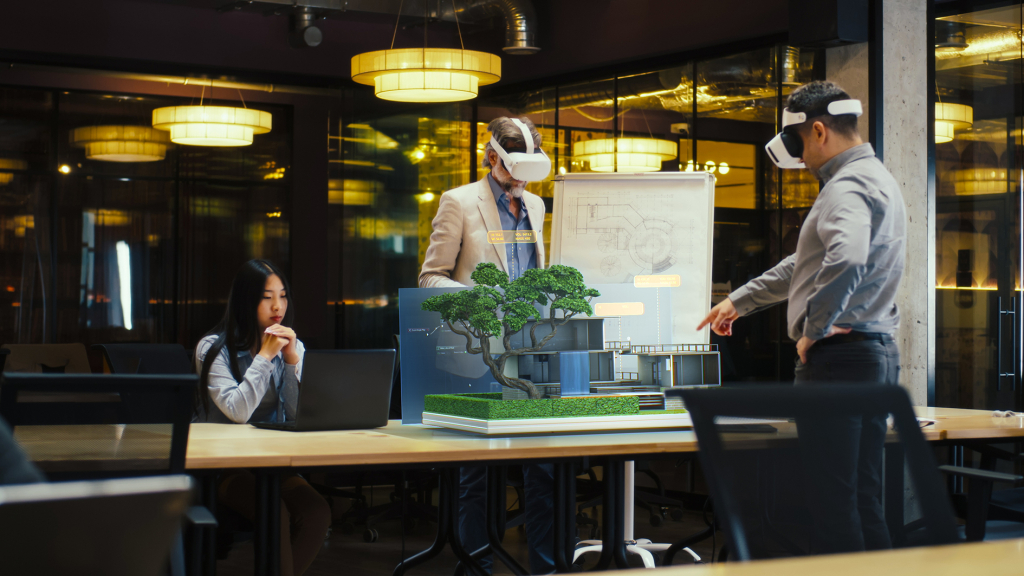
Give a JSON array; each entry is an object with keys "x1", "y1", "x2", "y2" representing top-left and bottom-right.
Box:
[{"x1": 455, "y1": 0, "x2": 540, "y2": 55}]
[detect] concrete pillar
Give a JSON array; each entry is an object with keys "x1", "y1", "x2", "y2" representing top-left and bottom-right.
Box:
[
  {"x1": 827, "y1": 0, "x2": 930, "y2": 406},
  {"x1": 882, "y1": 0, "x2": 930, "y2": 407}
]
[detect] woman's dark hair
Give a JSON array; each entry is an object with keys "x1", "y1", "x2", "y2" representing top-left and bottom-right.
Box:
[{"x1": 196, "y1": 259, "x2": 294, "y2": 415}]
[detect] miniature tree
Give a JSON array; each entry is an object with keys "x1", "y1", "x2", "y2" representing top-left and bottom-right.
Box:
[{"x1": 422, "y1": 262, "x2": 601, "y2": 399}]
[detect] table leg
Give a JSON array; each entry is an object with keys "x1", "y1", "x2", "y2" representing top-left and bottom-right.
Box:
[
  {"x1": 590, "y1": 458, "x2": 628, "y2": 571},
  {"x1": 254, "y1": 469, "x2": 282, "y2": 576},
  {"x1": 395, "y1": 468, "x2": 488, "y2": 576},
  {"x1": 486, "y1": 465, "x2": 528, "y2": 575},
  {"x1": 553, "y1": 461, "x2": 577, "y2": 573},
  {"x1": 884, "y1": 443, "x2": 905, "y2": 547},
  {"x1": 201, "y1": 473, "x2": 218, "y2": 576}
]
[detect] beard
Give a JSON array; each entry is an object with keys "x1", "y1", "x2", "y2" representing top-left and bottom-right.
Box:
[{"x1": 495, "y1": 170, "x2": 526, "y2": 198}]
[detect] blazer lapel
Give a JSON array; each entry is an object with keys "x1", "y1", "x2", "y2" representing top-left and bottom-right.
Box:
[{"x1": 477, "y1": 181, "x2": 508, "y2": 273}]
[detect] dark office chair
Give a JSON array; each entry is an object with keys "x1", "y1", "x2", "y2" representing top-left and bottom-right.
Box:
[
  {"x1": 1, "y1": 343, "x2": 91, "y2": 374},
  {"x1": 0, "y1": 373, "x2": 216, "y2": 576},
  {"x1": 95, "y1": 343, "x2": 193, "y2": 375},
  {"x1": 0, "y1": 475, "x2": 194, "y2": 576},
  {"x1": 672, "y1": 385, "x2": 1013, "y2": 561},
  {"x1": 943, "y1": 443, "x2": 1024, "y2": 541}
]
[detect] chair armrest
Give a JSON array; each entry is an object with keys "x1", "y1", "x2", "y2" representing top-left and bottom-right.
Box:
[
  {"x1": 938, "y1": 465, "x2": 1023, "y2": 484},
  {"x1": 184, "y1": 505, "x2": 218, "y2": 528},
  {"x1": 962, "y1": 443, "x2": 1024, "y2": 463}
]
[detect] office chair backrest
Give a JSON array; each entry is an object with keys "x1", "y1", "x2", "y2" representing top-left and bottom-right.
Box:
[
  {"x1": 0, "y1": 475, "x2": 193, "y2": 576},
  {"x1": 1, "y1": 343, "x2": 91, "y2": 374},
  {"x1": 95, "y1": 343, "x2": 193, "y2": 375},
  {"x1": 0, "y1": 373, "x2": 197, "y2": 479},
  {"x1": 675, "y1": 385, "x2": 960, "y2": 560}
]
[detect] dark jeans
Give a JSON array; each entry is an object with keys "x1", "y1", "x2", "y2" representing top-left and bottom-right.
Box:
[
  {"x1": 794, "y1": 336, "x2": 899, "y2": 555},
  {"x1": 459, "y1": 464, "x2": 555, "y2": 574}
]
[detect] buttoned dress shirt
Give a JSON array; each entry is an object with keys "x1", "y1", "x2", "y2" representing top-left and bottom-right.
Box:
[
  {"x1": 486, "y1": 174, "x2": 537, "y2": 281},
  {"x1": 418, "y1": 176, "x2": 546, "y2": 288},
  {"x1": 728, "y1": 143, "x2": 907, "y2": 341},
  {"x1": 194, "y1": 334, "x2": 303, "y2": 424}
]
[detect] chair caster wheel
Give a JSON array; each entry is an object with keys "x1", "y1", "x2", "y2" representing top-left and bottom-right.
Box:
[
  {"x1": 670, "y1": 509, "x2": 684, "y2": 521},
  {"x1": 363, "y1": 528, "x2": 379, "y2": 543},
  {"x1": 649, "y1": 514, "x2": 663, "y2": 527}
]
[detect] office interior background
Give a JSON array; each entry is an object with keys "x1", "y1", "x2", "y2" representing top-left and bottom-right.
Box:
[{"x1": 0, "y1": 0, "x2": 1020, "y2": 414}]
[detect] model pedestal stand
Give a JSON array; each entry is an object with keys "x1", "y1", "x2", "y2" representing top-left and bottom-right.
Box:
[{"x1": 573, "y1": 461, "x2": 702, "y2": 568}]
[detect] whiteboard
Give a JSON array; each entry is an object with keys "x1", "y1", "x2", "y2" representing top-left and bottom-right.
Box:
[{"x1": 550, "y1": 172, "x2": 716, "y2": 345}]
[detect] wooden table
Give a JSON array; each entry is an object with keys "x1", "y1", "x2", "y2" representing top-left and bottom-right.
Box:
[
  {"x1": 15, "y1": 407, "x2": 1021, "y2": 575},
  {"x1": 600, "y1": 537, "x2": 1024, "y2": 576}
]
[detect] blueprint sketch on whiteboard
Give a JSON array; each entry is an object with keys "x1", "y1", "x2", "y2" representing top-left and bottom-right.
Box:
[{"x1": 551, "y1": 172, "x2": 715, "y2": 345}]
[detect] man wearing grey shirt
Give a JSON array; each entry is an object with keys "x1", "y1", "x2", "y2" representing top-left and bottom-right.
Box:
[{"x1": 698, "y1": 81, "x2": 906, "y2": 554}]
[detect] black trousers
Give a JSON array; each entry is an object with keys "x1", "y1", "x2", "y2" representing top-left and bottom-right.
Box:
[{"x1": 794, "y1": 336, "x2": 900, "y2": 555}]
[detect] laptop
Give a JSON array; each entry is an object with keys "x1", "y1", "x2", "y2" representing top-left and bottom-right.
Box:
[
  {"x1": 0, "y1": 475, "x2": 192, "y2": 576},
  {"x1": 252, "y1": 349, "x2": 396, "y2": 432}
]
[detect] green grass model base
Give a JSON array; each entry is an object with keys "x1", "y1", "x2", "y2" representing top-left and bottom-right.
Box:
[{"x1": 424, "y1": 393, "x2": 687, "y2": 421}]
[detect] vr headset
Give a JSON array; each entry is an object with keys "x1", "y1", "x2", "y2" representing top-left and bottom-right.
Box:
[
  {"x1": 764, "y1": 99, "x2": 863, "y2": 169},
  {"x1": 489, "y1": 118, "x2": 552, "y2": 182}
]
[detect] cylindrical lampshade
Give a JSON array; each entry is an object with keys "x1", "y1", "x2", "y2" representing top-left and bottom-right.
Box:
[
  {"x1": 351, "y1": 48, "x2": 501, "y2": 102},
  {"x1": 71, "y1": 125, "x2": 170, "y2": 162},
  {"x1": 936, "y1": 102, "x2": 973, "y2": 129},
  {"x1": 935, "y1": 121, "x2": 955, "y2": 144},
  {"x1": 152, "y1": 106, "x2": 272, "y2": 146},
  {"x1": 0, "y1": 158, "x2": 28, "y2": 184},
  {"x1": 573, "y1": 138, "x2": 677, "y2": 172}
]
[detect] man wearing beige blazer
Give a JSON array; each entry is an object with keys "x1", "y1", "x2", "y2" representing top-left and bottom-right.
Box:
[
  {"x1": 418, "y1": 122, "x2": 546, "y2": 289},
  {"x1": 418, "y1": 117, "x2": 555, "y2": 574}
]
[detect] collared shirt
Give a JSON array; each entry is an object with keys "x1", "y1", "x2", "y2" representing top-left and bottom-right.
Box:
[
  {"x1": 193, "y1": 335, "x2": 303, "y2": 424},
  {"x1": 729, "y1": 143, "x2": 906, "y2": 341},
  {"x1": 487, "y1": 174, "x2": 537, "y2": 281}
]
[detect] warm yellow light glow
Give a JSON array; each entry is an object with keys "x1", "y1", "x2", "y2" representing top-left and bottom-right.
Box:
[
  {"x1": 952, "y1": 167, "x2": 1008, "y2": 195},
  {"x1": 0, "y1": 158, "x2": 27, "y2": 185},
  {"x1": 328, "y1": 179, "x2": 382, "y2": 206},
  {"x1": 351, "y1": 48, "x2": 501, "y2": 102},
  {"x1": 705, "y1": 161, "x2": 717, "y2": 173},
  {"x1": 718, "y1": 162, "x2": 730, "y2": 175},
  {"x1": 152, "y1": 106, "x2": 272, "y2": 147},
  {"x1": 558, "y1": 166, "x2": 567, "y2": 175},
  {"x1": 59, "y1": 164, "x2": 71, "y2": 174},
  {"x1": 935, "y1": 102, "x2": 972, "y2": 143},
  {"x1": 417, "y1": 192, "x2": 436, "y2": 203},
  {"x1": 71, "y1": 125, "x2": 170, "y2": 162},
  {"x1": 573, "y1": 137, "x2": 677, "y2": 172}
]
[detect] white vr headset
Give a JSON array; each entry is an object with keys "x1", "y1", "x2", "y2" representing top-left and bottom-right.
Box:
[
  {"x1": 764, "y1": 99, "x2": 863, "y2": 169},
  {"x1": 489, "y1": 118, "x2": 552, "y2": 182}
]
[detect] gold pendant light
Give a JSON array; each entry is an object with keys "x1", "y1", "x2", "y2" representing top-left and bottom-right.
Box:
[
  {"x1": 152, "y1": 85, "x2": 271, "y2": 147},
  {"x1": 71, "y1": 125, "x2": 171, "y2": 162},
  {"x1": 574, "y1": 137, "x2": 677, "y2": 172},
  {"x1": 0, "y1": 158, "x2": 27, "y2": 184},
  {"x1": 935, "y1": 102, "x2": 972, "y2": 144},
  {"x1": 351, "y1": 0, "x2": 500, "y2": 103}
]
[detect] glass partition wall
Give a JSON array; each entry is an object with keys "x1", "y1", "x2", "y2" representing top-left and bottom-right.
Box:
[
  {"x1": 934, "y1": 2, "x2": 1023, "y2": 410},
  {"x1": 0, "y1": 86, "x2": 293, "y2": 349},
  {"x1": 339, "y1": 44, "x2": 823, "y2": 380}
]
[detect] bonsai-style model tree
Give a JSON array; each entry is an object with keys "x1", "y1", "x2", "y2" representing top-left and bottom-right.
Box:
[{"x1": 422, "y1": 262, "x2": 601, "y2": 400}]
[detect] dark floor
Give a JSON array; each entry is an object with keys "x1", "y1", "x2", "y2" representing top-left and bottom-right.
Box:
[{"x1": 215, "y1": 486, "x2": 716, "y2": 576}]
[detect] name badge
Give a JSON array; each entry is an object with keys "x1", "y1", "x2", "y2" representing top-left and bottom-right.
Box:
[{"x1": 488, "y1": 230, "x2": 537, "y2": 244}]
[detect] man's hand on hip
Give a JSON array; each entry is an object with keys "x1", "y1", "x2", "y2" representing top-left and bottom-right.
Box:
[
  {"x1": 697, "y1": 298, "x2": 739, "y2": 336},
  {"x1": 796, "y1": 325, "x2": 854, "y2": 364}
]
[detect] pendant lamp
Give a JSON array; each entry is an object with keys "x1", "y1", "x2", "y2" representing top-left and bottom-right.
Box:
[
  {"x1": 574, "y1": 137, "x2": 677, "y2": 172},
  {"x1": 935, "y1": 102, "x2": 973, "y2": 144},
  {"x1": 351, "y1": 0, "x2": 500, "y2": 102},
  {"x1": 71, "y1": 125, "x2": 170, "y2": 162},
  {"x1": 152, "y1": 105, "x2": 272, "y2": 147}
]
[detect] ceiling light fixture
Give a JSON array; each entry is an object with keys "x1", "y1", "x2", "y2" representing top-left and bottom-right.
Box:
[
  {"x1": 351, "y1": 0, "x2": 500, "y2": 102},
  {"x1": 574, "y1": 137, "x2": 677, "y2": 172},
  {"x1": 71, "y1": 125, "x2": 170, "y2": 162},
  {"x1": 152, "y1": 85, "x2": 271, "y2": 147},
  {"x1": 0, "y1": 158, "x2": 27, "y2": 184},
  {"x1": 935, "y1": 102, "x2": 973, "y2": 144}
]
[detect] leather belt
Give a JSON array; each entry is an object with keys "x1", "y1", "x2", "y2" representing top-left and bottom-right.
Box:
[{"x1": 815, "y1": 331, "x2": 893, "y2": 347}]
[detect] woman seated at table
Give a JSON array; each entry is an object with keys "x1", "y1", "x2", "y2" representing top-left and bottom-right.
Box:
[{"x1": 195, "y1": 259, "x2": 331, "y2": 576}]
